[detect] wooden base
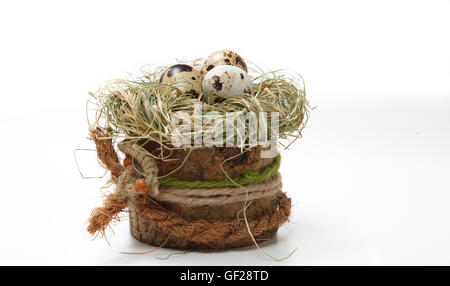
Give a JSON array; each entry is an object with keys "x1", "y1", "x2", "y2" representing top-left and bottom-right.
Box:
[
  {"x1": 143, "y1": 143, "x2": 274, "y2": 181},
  {"x1": 127, "y1": 145, "x2": 281, "y2": 249}
]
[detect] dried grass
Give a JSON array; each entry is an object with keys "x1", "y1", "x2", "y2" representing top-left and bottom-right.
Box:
[{"x1": 88, "y1": 61, "x2": 310, "y2": 154}]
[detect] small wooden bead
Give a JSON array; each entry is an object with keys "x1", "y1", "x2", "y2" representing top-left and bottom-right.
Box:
[
  {"x1": 123, "y1": 156, "x2": 132, "y2": 167},
  {"x1": 134, "y1": 178, "x2": 150, "y2": 194}
]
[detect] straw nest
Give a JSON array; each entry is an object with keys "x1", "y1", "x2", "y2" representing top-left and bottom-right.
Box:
[{"x1": 89, "y1": 60, "x2": 310, "y2": 156}]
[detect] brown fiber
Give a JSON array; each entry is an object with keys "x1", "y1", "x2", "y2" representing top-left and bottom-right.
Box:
[
  {"x1": 129, "y1": 193, "x2": 291, "y2": 249},
  {"x1": 87, "y1": 193, "x2": 128, "y2": 237},
  {"x1": 89, "y1": 127, "x2": 123, "y2": 182}
]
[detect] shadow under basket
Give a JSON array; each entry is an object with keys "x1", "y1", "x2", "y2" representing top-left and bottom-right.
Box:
[{"x1": 127, "y1": 193, "x2": 284, "y2": 250}]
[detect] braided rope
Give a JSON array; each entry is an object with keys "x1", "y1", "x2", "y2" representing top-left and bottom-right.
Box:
[
  {"x1": 119, "y1": 168, "x2": 283, "y2": 207},
  {"x1": 118, "y1": 143, "x2": 160, "y2": 195},
  {"x1": 129, "y1": 192, "x2": 291, "y2": 249}
]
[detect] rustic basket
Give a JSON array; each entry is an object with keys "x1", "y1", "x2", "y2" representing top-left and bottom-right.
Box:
[
  {"x1": 87, "y1": 129, "x2": 291, "y2": 250},
  {"x1": 128, "y1": 145, "x2": 287, "y2": 249}
]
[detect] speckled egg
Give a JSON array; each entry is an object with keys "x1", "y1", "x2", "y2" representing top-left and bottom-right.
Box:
[
  {"x1": 159, "y1": 64, "x2": 203, "y2": 98},
  {"x1": 202, "y1": 65, "x2": 252, "y2": 103},
  {"x1": 200, "y1": 50, "x2": 248, "y2": 76}
]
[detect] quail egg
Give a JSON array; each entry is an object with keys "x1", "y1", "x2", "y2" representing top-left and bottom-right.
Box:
[
  {"x1": 200, "y1": 50, "x2": 248, "y2": 76},
  {"x1": 159, "y1": 64, "x2": 203, "y2": 98},
  {"x1": 202, "y1": 65, "x2": 252, "y2": 103}
]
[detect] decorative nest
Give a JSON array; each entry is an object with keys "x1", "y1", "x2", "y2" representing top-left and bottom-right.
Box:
[
  {"x1": 89, "y1": 60, "x2": 309, "y2": 154},
  {"x1": 85, "y1": 51, "x2": 309, "y2": 252}
]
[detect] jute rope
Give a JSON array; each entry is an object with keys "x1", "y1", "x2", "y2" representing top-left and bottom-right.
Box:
[
  {"x1": 118, "y1": 166, "x2": 283, "y2": 207},
  {"x1": 157, "y1": 174, "x2": 282, "y2": 207},
  {"x1": 118, "y1": 143, "x2": 160, "y2": 196},
  {"x1": 87, "y1": 128, "x2": 291, "y2": 248}
]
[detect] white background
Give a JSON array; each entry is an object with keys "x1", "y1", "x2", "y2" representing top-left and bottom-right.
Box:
[{"x1": 0, "y1": 0, "x2": 449, "y2": 265}]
